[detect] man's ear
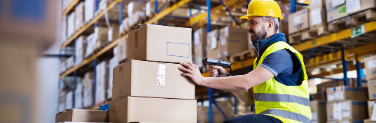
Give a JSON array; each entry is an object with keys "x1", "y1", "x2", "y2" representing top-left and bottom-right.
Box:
[{"x1": 267, "y1": 21, "x2": 274, "y2": 32}]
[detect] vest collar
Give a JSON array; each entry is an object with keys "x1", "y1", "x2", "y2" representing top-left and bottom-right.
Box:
[{"x1": 253, "y1": 33, "x2": 287, "y2": 63}]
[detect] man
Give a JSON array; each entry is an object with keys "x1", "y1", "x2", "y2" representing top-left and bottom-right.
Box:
[{"x1": 178, "y1": 0, "x2": 311, "y2": 123}]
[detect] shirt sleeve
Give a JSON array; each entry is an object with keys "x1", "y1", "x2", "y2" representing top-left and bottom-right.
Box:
[{"x1": 260, "y1": 49, "x2": 294, "y2": 76}]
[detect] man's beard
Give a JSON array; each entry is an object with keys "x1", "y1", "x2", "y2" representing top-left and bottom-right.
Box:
[{"x1": 249, "y1": 26, "x2": 267, "y2": 44}]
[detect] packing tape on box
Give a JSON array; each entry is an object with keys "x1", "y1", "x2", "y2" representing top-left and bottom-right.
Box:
[{"x1": 157, "y1": 63, "x2": 166, "y2": 86}]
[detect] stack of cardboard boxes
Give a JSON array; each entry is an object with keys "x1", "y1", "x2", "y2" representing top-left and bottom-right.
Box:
[
  {"x1": 193, "y1": 28, "x2": 207, "y2": 70},
  {"x1": 206, "y1": 26, "x2": 249, "y2": 62},
  {"x1": 110, "y1": 24, "x2": 197, "y2": 122},
  {"x1": 365, "y1": 55, "x2": 376, "y2": 122}
]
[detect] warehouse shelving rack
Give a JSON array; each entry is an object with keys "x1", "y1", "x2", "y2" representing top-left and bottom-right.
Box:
[{"x1": 59, "y1": 0, "x2": 376, "y2": 122}]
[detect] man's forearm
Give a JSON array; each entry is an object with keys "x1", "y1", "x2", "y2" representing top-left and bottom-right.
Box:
[{"x1": 200, "y1": 75, "x2": 251, "y2": 91}]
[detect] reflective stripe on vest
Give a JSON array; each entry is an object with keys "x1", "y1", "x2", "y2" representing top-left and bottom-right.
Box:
[
  {"x1": 254, "y1": 93, "x2": 310, "y2": 106},
  {"x1": 259, "y1": 109, "x2": 311, "y2": 123}
]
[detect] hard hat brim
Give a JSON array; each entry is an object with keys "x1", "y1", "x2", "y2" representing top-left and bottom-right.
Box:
[{"x1": 239, "y1": 15, "x2": 283, "y2": 20}]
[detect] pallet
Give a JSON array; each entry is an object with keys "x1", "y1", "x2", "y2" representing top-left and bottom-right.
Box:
[
  {"x1": 289, "y1": 24, "x2": 328, "y2": 44},
  {"x1": 329, "y1": 9, "x2": 376, "y2": 32},
  {"x1": 227, "y1": 50, "x2": 257, "y2": 63}
]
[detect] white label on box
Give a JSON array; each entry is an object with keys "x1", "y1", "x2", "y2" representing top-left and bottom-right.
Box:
[
  {"x1": 341, "y1": 101, "x2": 350, "y2": 118},
  {"x1": 312, "y1": 112, "x2": 318, "y2": 121},
  {"x1": 108, "y1": 29, "x2": 113, "y2": 41},
  {"x1": 197, "y1": 56, "x2": 202, "y2": 68},
  {"x1": 294, "y1": 16, "x2": 301, "y2": 24},
  {"x1": 346, "y1": 0, "x2": 360, "y2": 13},
  {"x1": 342, "y1": 121, "x2": 350, "y2": 123},
  {"x1": 332, "y1": 0, "x2": 345, "y2": 7},
  {"x1": 368, "y1": 59, "x2": 376, "y2": 69},
  {"x1": 328, "y1": 94, "x2": 335, "y2": 101},
  {"x1": 224, "y1": 51, "x2": 228, "y2": 56},
  {"x1": 211, "y1": 35, "x2": 217, "y2": 49},
  {"x1": 372, "y1": 105, "x2": 376, "y2": 121},
  {"x1": 371, "y1": 101, "x2": 375, "y2": 108},
  {"x1": 157, "y1": 63, "x2": 166, "y2": 86},
  {"x1": 310, "y1": 8, "x2": 322, "y2": 26},
  {"x1": 221, "y1": 37, "x2": 226, "y2": 45},
  {"x1": 166, "y1": 42, "x2": 190, "y2": 58},
  {"x1": 217, "y1": 53, "x2": 221, "y2": 58},
  {"x1": 333, "y1": 102, "x2": 342, "y2": 120}
]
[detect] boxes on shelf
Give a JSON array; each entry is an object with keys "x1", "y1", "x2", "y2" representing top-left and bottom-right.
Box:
[
  {"x1": 66, "y1": 56, "x2": 74, "y2": 69},
  {"x1": 116, "y1": 36, "x2": 127, "y2": 63},
  {"x1": 145, "y1": 1, "x2": 164, "y2": 17},
  {"x1": 96, "y1": 61, "x2": 109, "y2": 105},
  {"x1": 312, "y1": 92, "x2": 327, "y2": 101},
  {"x1": 170, "y1": 8, "x2": 189, "y2": 17},
  {"x1": 85, "y1": 33, "x2": 95, "y2": 58},
  {"x1": 127, "y1": 25, "x2": 192, "y2": 63},
  {"x1": 367, "y1": 100, "x2": 376, "y2": 119},
  {"x1": 288, "y1": 8, "x2": 309, "y2": 34},
  {"x1": 327, "y1": 100, "x2": 368, "y2": 121},
  {"x1": 325, "y1": 0, "x2": 347, "y2": 22},
  {"x1": 219, "y1": 26, "x2": 248, "y2": 58},
  {"x1": 206, "y1": 29, "x2": 221, "y2": 59},
  {"x1": 193, "y1": 28, "x2": 207, "y2": 68},
  {"x1": 85, "y1": 0, "x2": 95, "y2": 24},
  {"x1": 67, "y1": 12, "x2": 76, "y2": 38},
  {"x1": 347, "y1": 0, "x2": 376, "y2": 15},
  {"x1": 317, "y1": 80, "x2": 344, "y2": 93},
  {"x1": 55, "y1": 109, "x2": 109, "y2": 122},
  {"x1": 197, "y1": 101, "x2": 234, "y2": 123},
  {"x1": 108, "y1": 26, "x2": 120, "y2": 42},
  {"x1": 94, "y1": 27, "x2": 109, "y2": 49},
  {"x1": 128, "y1": 11, "x2": 146, "y2": 28},
  {"x1": 326, "y1": 86, "x2": 368, "y2": 102},
  {"x1": 365, "y1": 55, "x2": 376, "y2": 81},
  {"x1": 83, "y1": 72, "x2": 94, "y2": 107},
  {"x1": 60, "y1": 59, "x2": 67, "y2": 73},
  {"x1": 112, "y1": 60, "x2": 195, "y2": 100},
  {"x1": 109, "y1": 96, "x2": 197, "y2": 123},
  {"x1": 328, "y1": 119, "x2": 370, "y2": 123},
  {"x1": 61, "y1": 16, "x2": 68, "y2": 43},
  {"x1": 308, "y1": 0, "x2": 327, "y2": 32},
  {"x1": 75, "y1": 2, "x2": 84, "y2": 31},
  {"x1": 75, "y1": 36, "x2": 87, "y2": 66},
  {"x1": 75, "y1": 82, "x2": 84, "y2": 109},
  {"x1": 310, "y1": 100, "x2": 327, "y2": 123},
  {"x1": 65, "y1": 91, "x2": 73, "y2": 109},
  {"x1": 368, "y1": 80, "x2": 376, "y2": 100},
  {"x1": 107, "y1": 56, "x2": 118, "y2": 99},
  {"x1": 121, "y1": 18, "x2": 130, "y2": 33},
  {"x1": 62, "y1": 0, "x2": 74, "y2": 11},
  {"x1": 127, "y1": 2, "x2": 145, "y2": 18}
]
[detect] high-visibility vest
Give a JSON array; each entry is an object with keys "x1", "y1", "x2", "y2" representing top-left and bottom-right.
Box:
[{"x1": 253, "y1": 41, "x2": 311, "y2": 123}]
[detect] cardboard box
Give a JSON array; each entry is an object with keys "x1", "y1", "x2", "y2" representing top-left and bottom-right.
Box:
[
  {"x1": 75, "y1": 83, "x2": 84, "y2": 109},
  {"x1": 94, "y1": 27, "x2": 109, "y2": 49},
  {"x1": 368, "y1": 80, "x2": 376, "y2": 100},
  {"x1": 75, "y1": 2, "x2": 84, "y2": 31},
  {"x1": 193, "y1": 28, "x2": 207, "y2": 68},
  {"x1": 107, "y1": 56, "x2": 118, "y2": 99},
  {"x1": 127, "y1": 2, "x2": 145, "y2": 18},
  {"x1": 365, "y1": 119, "x2": 376, "y2": 123},
  {"x1": 116, "y1": 36, "x2": 127, "y2": 62},
  {"x1": 312, "y1": 92, "x2": 327, "y2": 101},
  {"x1": 368, "y1": 100, "x2": 376, "y2": 119},
  {"x1": 108, "y1": 26, "x2": 120, "y2": 42},
  {"x1": 83, "y1": 72, "x2": 94, "y2": 107},
  {"x1": 288, "y1": 8, "x2": 309, "y2": 34},
  {"x1": 309, "y1": 3, "x2": 327, "y2": 28},
  {"x1": 67, "y1": 12, "x2": 76, "y2": 37},
  {"x1": 340, "y1": 119, "x2": 368, "y2": 123},
  {"x1": 327, "y1": 100, "x2": 368, "y2": 121},
  {"x1": 326, "y1": 86, "x2": 368, "y2": 102},
  {"x1": 96, "y1": 61, "x2": 109, "y2": 105},
  {"x1": 197, "y1": 102, "x2": 234, "y2": 123},
  {"x1": 112, "y1": 60, "x2": 195, "y2": 100},
  {"x1": 109, "y1": 96, "x2": 197, "y2": 123},
  {"x1": 128, "y1": 11, "x2": 146, "y2": 28},
  {"x1": 75, "y1": 36, "x2": 87, "y2": 66},
  {"x1": 347, "y1": 0, "x2": 376, "y2": 14},
  {"x1": 85, "y1": 33, "x2": 96, "y2": 58},
  {"x1": 317, "y1": 81, "x2": 344, "y2": 93},
  {"x1": 219, "y1": 26, "x2": 248, "y2": 57},
  {"x1": 65, "y1": 91, "x2": 73, "y2": 109},
  {"x1": 85, "y1": 0, "x2": 95, "y2": 24},
  {"x1": 145, "y1": 1, "x2": 164, "y2": 17},
  {"x1": 365, "y1": 55, "x2": 376, "y2": 81},
  {"x1": 55, "y1": 109, "x2": 109, "y2": 122},
  {"x1": 206, "y1": 30, "x2": 221, "y2": 59},
  {"x1": 59, "y1": 91, "x2": 66, "y2": 112},
  {"x1": 127, "y1": 24, "x2": 192, "y2": 63},
  {"x1": 326, "y1": 0, "x2": 348, "y2": 22},
  {"x1": 311, "y1": 100, "x2": 327, "y2": 123}
]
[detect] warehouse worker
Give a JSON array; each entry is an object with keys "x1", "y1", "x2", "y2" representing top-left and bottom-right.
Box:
[{"x1": 178, "y1": 0, "x2": 311, "y2": 123}]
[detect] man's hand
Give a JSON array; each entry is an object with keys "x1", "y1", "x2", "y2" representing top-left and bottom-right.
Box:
[
  {"x1": 209, "y1": 65, "x2": 228, "y2": 77},
  {"x1": 178, "y1": 62, "x2": 205, "y2": 85}
]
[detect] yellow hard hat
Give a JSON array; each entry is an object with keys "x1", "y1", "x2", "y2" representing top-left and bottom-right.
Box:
[{"x1": 240, "y1": 0, "x2": 283, "y2": 20}]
